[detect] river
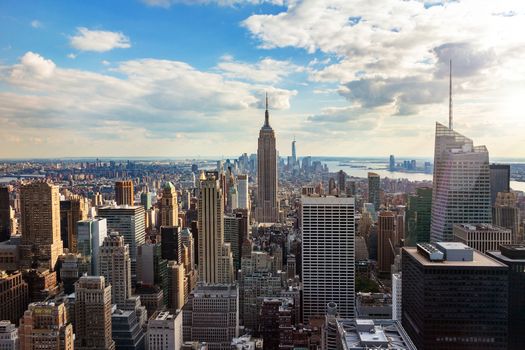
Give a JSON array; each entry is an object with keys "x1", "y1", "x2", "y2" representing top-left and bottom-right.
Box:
[{"x1": 323, "y1": 160, "x2": 525, "y2": 192}]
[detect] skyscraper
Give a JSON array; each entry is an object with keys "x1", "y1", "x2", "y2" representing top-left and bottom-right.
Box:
[
  {"x1": 430, "y1": 123, "x2": 491, "y2": 242},
  {"x1": 99, "y1": 232, "x2": 131, "y2": 307},
  {"x1": 367, "y1": 172, "x2": 380, "y2": 210},
  {"x1": 160, "y1": 226, "x2": 182, "y2": 263},
  {"x1": 256, "y1": 94, "x2": 279, "y2": 223},
  {"x1": 0, "y1": 271, "x2": 29, "y2": 325},
  {"x1": 301, "y1": 196, "x2": 355, "y2": 321},
  {"x1": 389, "y1": 155, "x2": 395, "y2": 171},
  {"x1": 19, "y1": 301, "x2": 74, "y2": 350},
  {"x1": 115, "y1": 180, "x2": 134, "y2": 206},
  {"x1": 98, "y1": 205, "x2": 145, "y2": 285},
  {"x1": 19, "y1": 182, "x2": 63, "y2": 271},
  {"x1": 159, "y1": 182, "x2": 179, "y2": 227},
  {"x1": 493, "y1": 191, "x2": 522, "y2": 243},
  {"x1": 291, "y1": 138, "x2": 297, "y2": 165},
  {"x1": 0, "y1": 186, "x2": 11, "y2": 242},
  {"x1": 60, "y1": 194, "x2": 88, "y2": 252},
  {"x1": 77, "y1": 218, "x2": 108, "y2": 276},
  {"x1": 402, "y1": 243, "x2": 508, "y2": 350},
  {"x1": 377, "y1": 211, "x2": 395, "y2": 275},
  {"x1": 487, "y1": 245, "x2": 525, "y2": 349},
  {"x1": 182, "y1": 284, "x2": 239, "y2": 349},
  {"x1": 74, "y1": 275, "x2": 115, "y2": 350},
  {"x1": 198, "y1": 173, "x2": 233, "y2": 284},
  {"x1": 405, "y1": 187, "x2": 432, "y2": 245},
  {"x1": 489, "y1": 164, "x2": 510, "y2": 205},
  {"x1": 236, "y1": 175, "x2": 249, "y2": 210},
  {"x1": 337, "y1": 170, "x2": 346, "y2": 195}
]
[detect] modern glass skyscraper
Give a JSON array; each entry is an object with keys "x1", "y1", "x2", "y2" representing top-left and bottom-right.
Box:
[
  {"x1": 430, "y1": 123, "x2": 491, "y2": 242},
  {"x1": 367, "y1": 172, "x2": 380, "y2": 210},
  {"x1": 405, "y1": 187, "x2": 432, "y2": 245},
  {"x1": 489, "y1": 164, "x2": 510, "y2": 205},
  {"x1": 301, "y1": 196, "x2": 355, "y2": 321},
  {"x1": 256, "y1": 94, "x2": 279, "y2": 223}
]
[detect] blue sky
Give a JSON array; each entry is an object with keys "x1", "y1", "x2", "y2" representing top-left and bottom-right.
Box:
[{"x1": 1, "y1": 0, "x2": 525, "y2": 158}]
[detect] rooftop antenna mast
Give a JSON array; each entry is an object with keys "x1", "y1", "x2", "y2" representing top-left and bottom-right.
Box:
[{"x1": 449, "y1": 59, "x2": 453, "y2": 130}]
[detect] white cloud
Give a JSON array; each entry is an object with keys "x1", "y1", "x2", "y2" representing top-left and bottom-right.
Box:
[
  {"x1": 70, "y1": 27, "x2": 131, "y2": 52},
  {"x1": 0, "y1": 52, "x2": 296, "y2": 157},
  {"x1": 216, "y1": 56, "x2": 301, "y2": 83},
  {"x1": 67, "y1": 53, "x2": 77, "y2": 59},
  {"x1": 30, "y1": 20, "x2": 42, "y2": 28},
  {"x1": 141, "y1": 0, "x2": 286, "y2": 8}
]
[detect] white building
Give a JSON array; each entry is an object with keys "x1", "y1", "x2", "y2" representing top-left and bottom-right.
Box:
[
  {"x1": 0, "y1": 320, "x2": 18, "y2": 350},
  {"x1": 99, "y1": 231, "x2": 131, "y2": 307},
  {"x1": 301, "y1": 196, "x2": 356, "y2": 321},
  {"x1": 77, "y1": 218, "x2": 108, "y2": 275},
  {"x1": 392, "y1": 273, "x2": 402, "y2": 321},
  {"x1": 430, "y1": 123, "x2": 491, "y2": 242},
  {"x1": 147, "y1": 311, "x2": 182, "y2": 350},
  {"x1": 452, "y1": 223, "x2": 512, "y2": 253},
  {"x1": 236, "y1": 175, "x2": 249, "y2": 210}
]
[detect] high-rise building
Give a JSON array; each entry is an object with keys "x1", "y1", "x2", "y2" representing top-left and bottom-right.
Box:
[
  {"x1": 159, "y1": 182, "x2": 179, "y2": 227},
  {"x1": 301, "y1": 196, "x2": 356, "y2": 321},
  {"x1": 0, "y1": 270, "x2": 29, "y2": 325},
  {"x1": 405, "y1": 187, "x2": 432, "y2": 245},
  {"x1": 389, "y1": 155, "x2": 396, "y2": 171},
  {"x1": 137, "y1": 243, "x2": 168, "y2": 305},
  {"x1": 256, "y1": 95, "x2": 279, "y2": 223},
  {"x1": 160, "y1": 226, "x2": 181, "y2": 263},
  {"x1": 98, "y1": 205, "x2": 145, "y2": 285},
  {"x1": 367, "y1": 172, "x2": 380, "y2": 210},
  {"x1": 0, "y1": 187, "x2": 11, "y2": 242},
  {"x1": 0, "y1": 320, "x2": 18, "y2": 350},
  {"x1": 182, "y1": 284, "x2": 239, "y2": 350},
  {"x1": 328, "y1": 178, "x2": 336, "y2": 195},
  {"x1": 147, "y1": 311, "x2": 182, "y2": 350},
  {"x1": 489, "y1": 164, "x2": 510, "y2": 205},
  {"x1": 391, "y1": 273, "x2": 402, "y2": 321},
  {"x1": 74, "y1": 275, "x2": 115, "y2": 350},
  {"x1": 19, "y1": 301, "x2": 74, "y2": 350},
  {"x1": 198, "y1": 173, "x2": 233, "y2": 284},
  {"x1": 60, "y1": 253, "x2": 90, "y2": 294},
  {"x1": 236, "y1": 175, "x2": 249, "y2": 210},
  {"x1": 402, "y1": 243, "x2": 508, "y2": 350},
  {"x1": 60, "y1": 195, "x2": 88, "y2": 252},
  {"x1": 377, "y1": 211, "x2": 395, "y2": 274},
  {"x1": 167, "y1": 261, "x2": 186, "y2": 312},
  {"x1": 115, "y1": 180, "x2": 134, "y2": 206},
  {"x1": 77, "y1": 218, "x2": 108, "y2": 275},
  {"x1": 337, "y1": 170, "x2": 346, "y2": 195},
  {"x1": 224, "y1": 215, "x2": 242, "y2": 272},
  {"x1": 291, "y1": 139, "x2": 297, "y2": 165},
  {"x1": 111, "y1": 308, "x2": 145, "y2": 350},
  {"x1": 430, "y1": 123, "x2": 491, "y2": 242},
  {"x1": 99, "y1": 232, "x2": 131, "y2": 306},
  {"x1": 140, "y1": 190, "x2": 151, "y2": 211},
  {"x1": 335, "y1": 319, "x2": 416, "y2": 350},
  {"x1": 19, "y1": 182, "x2": 63, "y2": 271},
  {"x1": 493, "y1": 191, "x2": 522, "y2": 243},
  {"x1": 453, "y1": 223, "x2": 512, "y2": 253},
  {"x1": 487, "y1": 245, "x2": 525, "y2": 349}
]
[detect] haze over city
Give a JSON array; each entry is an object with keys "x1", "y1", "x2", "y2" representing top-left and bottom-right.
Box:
[{"x1": 1, "y1": 0, "x2": 525, "y2": 158}]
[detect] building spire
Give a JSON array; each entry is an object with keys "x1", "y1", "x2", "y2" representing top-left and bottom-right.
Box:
[
  {"x1": 264, "y1": 92, "x2": 270, "y2": 127},
  {"x1": 449, "y1": 59, "x2": 453, "y2": 130}
]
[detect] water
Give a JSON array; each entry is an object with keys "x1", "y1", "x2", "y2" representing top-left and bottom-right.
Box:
[{"x1": 323, "y1": 160, "x2": 525, "y2": 193}]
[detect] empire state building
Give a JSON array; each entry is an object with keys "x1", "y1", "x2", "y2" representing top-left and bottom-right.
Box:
[{"x1": 256, "y1": 94, "x2": 279, "y2": 223}]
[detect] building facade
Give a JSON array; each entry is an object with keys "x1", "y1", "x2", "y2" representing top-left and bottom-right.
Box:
[
  {"x1": 147, "y1": 311, "x2": 182, "y2": 350},
  {"x1": 115, "y1": 180, "x2": 134, "y2": 206},
  {"x1": 256, "y1": 96, "x2": 279, "y2": 223},
  {"x1": 301, "y1": 196, "x2": 356, "y2": 321},
  {"x1": 453, "y1": 223, "x2": 512, "y2": 253},
  {"x1": 99, "y1": 232, "x2": 132, "y2": 306},
  {"x1": 430, "y1": 123, "x2": 491, "y2": 242}
]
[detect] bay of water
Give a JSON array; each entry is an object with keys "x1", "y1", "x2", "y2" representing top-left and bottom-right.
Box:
[{"x1": 323, "y1": 160, "x2": 525, "y2": 192}]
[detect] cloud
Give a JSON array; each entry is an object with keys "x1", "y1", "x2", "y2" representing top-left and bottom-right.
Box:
[
  {"x1": 30, "y1": 20, "x2": 42, "y2": 28},
  {"x1": 9, "y1": 52, "x2": 56, "y2": 79},
  {"x1": 216, "y1": 56, "x2": 301, "y2": 83},
  {"x1": 69, "y1": 27, "x2": 131, "y2": 52},
  {"x1": 67, "y1": 53, "x2": 77, "y2": 59},
  {"x1": 141, "y1": 0, "x2": 286, "y2": 8},
  {"x1": 0, "y1": 52, "x2": 296, "y2": 155}
]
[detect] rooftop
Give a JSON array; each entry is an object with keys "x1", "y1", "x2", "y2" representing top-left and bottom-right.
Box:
[
  {"x1": 404, "y1": 246, "x2": 506, "y2": 268},
  {"x1": 337, "y1": 319, "x2": 416, "y2": 350},
  {"x1": 301, "y1": 195, "x2": 355, "y2": 205},
  {"x1": 454, "y1": 223, "x2": 510, "y2": 232}
]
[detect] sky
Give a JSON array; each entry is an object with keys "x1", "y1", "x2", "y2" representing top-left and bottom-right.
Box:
[{"x1": 1, "y1": 0, "x2": 525, "y2": 159}]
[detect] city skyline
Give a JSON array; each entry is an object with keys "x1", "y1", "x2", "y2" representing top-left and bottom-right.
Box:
[{"x1": 1, "y1": 1, "x2": 525, "y2": 158}]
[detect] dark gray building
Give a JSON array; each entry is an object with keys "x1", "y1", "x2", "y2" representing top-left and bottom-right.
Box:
[
  {"x1": 402, "y1": 243, "x2": 508, "y2": 350},
  {"x1": 489, "y1": 164, "x2": 510, "y2": 205}
]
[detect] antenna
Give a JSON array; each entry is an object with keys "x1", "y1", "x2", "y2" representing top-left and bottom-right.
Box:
[{"x1": 449, "y1": 59, "x2": 453, "y2": 130}]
